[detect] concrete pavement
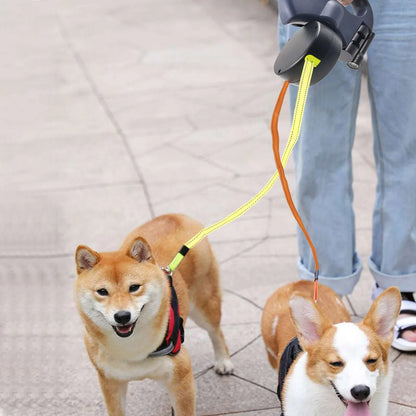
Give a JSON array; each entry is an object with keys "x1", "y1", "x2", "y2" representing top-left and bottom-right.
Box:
[{"x1": 1, "y1": 0, "x2": 415, "y2": 415}]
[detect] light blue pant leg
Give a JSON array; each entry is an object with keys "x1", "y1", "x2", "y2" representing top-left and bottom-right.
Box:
[
  {"x1": 279, "y1": 23, "x2": 363, "y2": 296},
  {"x1": 367, "y1": 0, "x2": 416, "y2": 291},
  {"x1": 279, "y1": 0, "x2": 416, "y2": 295}
]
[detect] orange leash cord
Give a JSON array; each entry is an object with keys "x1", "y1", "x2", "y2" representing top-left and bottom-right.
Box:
[{"x1": 271, "y1": 81, "x2": 320, "y2": 302}]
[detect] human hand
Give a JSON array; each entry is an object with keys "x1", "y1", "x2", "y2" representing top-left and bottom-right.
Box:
[{"x1": 338, "y1": 0, "x2": 354, "y2": 6}]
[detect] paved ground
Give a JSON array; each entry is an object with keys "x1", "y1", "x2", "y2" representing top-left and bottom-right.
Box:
[{"x1": 1, "y1": 0, "x2": 415, "y2": 415}]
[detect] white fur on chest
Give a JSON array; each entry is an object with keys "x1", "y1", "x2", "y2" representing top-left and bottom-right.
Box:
[
  {"x1": 99, "y1": 352, "x2": 174, "y2": 382},
  {"x1": 89, "y1": 322, "x2": 173, "y2": 382}
]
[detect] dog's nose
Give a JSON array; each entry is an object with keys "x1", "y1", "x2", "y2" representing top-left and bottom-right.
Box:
[
  {"x1": 351, "y1": 385, "x2": 370, "y2": 401},
  {"x1": 114, "y1": 311, "x2": 131, "y2": 325}
]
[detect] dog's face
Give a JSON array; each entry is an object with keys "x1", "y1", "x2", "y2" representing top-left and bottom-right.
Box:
[
  {"x1": 74, "y1": 238, "x2": 167, "y2": 338},
  {"x1": 290, "y1": 288, "x2": 401, "y2": 414}
]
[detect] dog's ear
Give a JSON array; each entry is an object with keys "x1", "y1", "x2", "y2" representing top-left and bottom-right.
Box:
[
  {"x1": 76, "y1": 245, "x2": 100, "y2": 273},
  {"x1": 362, "y1": 287, "x2": 401, "y2": 344},
  {"x1": 289, "y1": 292, "x2": 332, "y2": 349},
  {"x1": 128, "y1": 237, "x2": 155, "y2": 264}
]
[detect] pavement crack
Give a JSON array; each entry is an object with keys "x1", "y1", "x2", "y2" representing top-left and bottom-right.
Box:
[
  {"x1": 388, "y1": 400, "x2": 416, "y2": 409},
  {"x1": 202, "y1": 404, "x2": 280, "y2": 416},
  {"x1": 231, "y1": 373, "x2": 276, "y2": 394},
  {"x1": 230, "y1": 334, "x2": 262, "y2": 357},
  {"x1": 195, "y1": 334, "x2": 262, "y2": 380},
  {"x1": 220, "y1": 237, "x2": 267, "y2": 265},
  {"x1": 224, "y1": 289, "x2": 263, "y2": 311},
  {"x1": 57, "y1": 18, "x2": 155, "y2": 218}
]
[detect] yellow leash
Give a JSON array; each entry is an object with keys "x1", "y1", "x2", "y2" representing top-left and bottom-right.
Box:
[{"x1": 166, "y1": 55, "x2": 320, "y2": 274}]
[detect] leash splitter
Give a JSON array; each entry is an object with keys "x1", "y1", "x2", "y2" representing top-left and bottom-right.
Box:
[
  {"x1": 165, "y1": 57, "x2": 321, "y2": 301},
  {"x1": 275, "y1": 0, "x2": 375, "y2": 85},
  {"x1": 162, "y1": 2, "x2": 378, "y2": 306}
]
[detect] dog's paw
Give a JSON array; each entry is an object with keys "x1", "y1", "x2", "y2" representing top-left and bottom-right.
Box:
[{"x1": 214, "y1": 359, "x2": 234, "y2": 375}]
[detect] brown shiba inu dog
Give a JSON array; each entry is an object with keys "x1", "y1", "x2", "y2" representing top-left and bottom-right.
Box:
[{"x1": 74, "y1": 214, "x2": 233, "y2": 416}]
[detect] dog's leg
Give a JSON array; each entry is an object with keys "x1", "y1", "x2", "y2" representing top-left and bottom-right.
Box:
[
  {"x1": 164, "y1": 349, "x2": 196, "y2": 416},
  {"x1": 98, "y1": 373, "x2": 128, "y2": 416},
  {"x1": 190, "y1": 259, "x2": 233, "y2": 375},
  {"x1": 190, "y1": 301, "x2": 233, "y2": 375},
  {"x1": 208, "y1": 325, "x2": 234, "y2": 375}
]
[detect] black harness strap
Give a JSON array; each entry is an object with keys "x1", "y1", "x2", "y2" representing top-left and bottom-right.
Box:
[
  {"x1": 148, "y1": 273, "x2": 184, "y2": 358},
  {"x1": 277, "y1": 337, "x2": 303, "y2": 416}
]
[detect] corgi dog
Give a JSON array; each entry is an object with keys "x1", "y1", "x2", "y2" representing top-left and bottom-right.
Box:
[
  {"x1": 261, "y1": 281, "x2": 401, "y2": 416},
  {"x1": 74, "y1": 214, "x2": 233, "y2": 416}
]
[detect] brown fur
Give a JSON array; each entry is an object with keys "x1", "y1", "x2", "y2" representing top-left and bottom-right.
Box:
[
  {"x1": 74, "y1": 214, "x2": 232, "y2": 416},
  {"x1": 261, "y1": 281, "x2": 350, "y2": 371}
]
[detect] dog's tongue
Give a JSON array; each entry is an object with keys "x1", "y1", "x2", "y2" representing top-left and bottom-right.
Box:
[
  {"x1": 117, "y1": 324, "x2": 133, "y2": 334},
  {"x1": 345, "y1": 401, "x2": 371, "y2": 416}
]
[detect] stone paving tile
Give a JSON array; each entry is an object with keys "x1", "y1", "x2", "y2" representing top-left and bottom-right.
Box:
[
  {"x1": 238, "y1": 236, "x2": 297, "y2": 260},
  {"x1": 221, "y1": 254, "x2": 287, "y2": 294},
  {"x1": 52, "y1": 184, "x2": 152, "y2": 253},
  {"x1": 106, "y1": 92, "x2": 215, "y2": 130},
  {"x1": 186, "y1": 324, "x2": 260, "y2": 376},
  {"x1": 231, "y1": 336, "x2": 277, "y2": 393},
  {"x1": 1, "y1": 133, "x2": 138, "y2": 191},
  {"x1": 352, "y1": 148, "x2": 376, "y2": 183},
  {"x1": 193, "y1": 292, "x2": 262, "y2": 330},
  {"x1": 0, "y1": 82, "x2": 116, "y2": 144},
  {"x1": 200, "y1": 134, "x2": 278, "y2": 177},
  {"x1": 212, "y1": 239, "x2": 265, "y2": 264},
  {"x1": 172, "y1": 120, "x2": 267, "y2": 159},
  {"x1": 353, "y1": 180, "x2": 376, "y2": 231},
  {"x1": 196, "y1": 370, "x2": 277, "y2": 416},
  {"x1": 214, "y1": 409, "x2": 280, "y2": 416},
  {"x1": 221, "y1": 255, "x2": 296, "y2": 310},
  {"x1": 390, "y1": 353, "x2": 416, "y2": 407},
  {"x1": 0, "y1": 192, "x2": 66, "y2": 257},
  {"x1": 344, "y1": 266, "x2": 374, "y2": 317},
  {"x1": 0, "y1": 11, "x2": 115, "y2": 144},
  {"x1": 135, "y1": 144, "x2": 235, "y2": 188},
  {"x1": 198, "y1": 0, "x2": 275, "y2": 32},
  {"x1": 0, "y1": 185, "x2": 151, "y2": 257},
  {"x1": 59, "y1": 0, "x2": 271, "y2": 94},
  {"x1": 387, "y1": 402, "x2": 416, "y2": 416},
  {"x1": 187, "y1": 101, "x2": 272, "y2": 132},
  {"x1": 149, "y1": 179, "x2": 220, "y2": 207}
]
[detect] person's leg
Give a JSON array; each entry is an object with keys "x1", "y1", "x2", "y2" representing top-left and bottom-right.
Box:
[
  {"x1": 367, "y1": 1, "x2": 416, "y2": 292},
  {"x1": 367, "y1": 0, "x2": 416, "y2": 344},
  {"x1": 279, "y1": 23, "x2": 362, "y2": 296}
]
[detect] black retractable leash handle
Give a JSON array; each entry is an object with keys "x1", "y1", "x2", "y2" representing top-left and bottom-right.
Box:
[{"x1": 275, "y1": 0, "x2": 375, "y2": 85}]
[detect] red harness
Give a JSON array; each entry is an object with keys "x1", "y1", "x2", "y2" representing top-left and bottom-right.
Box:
[{"x1": 148, "y1": 272, "x2": 184, "y2": 357}]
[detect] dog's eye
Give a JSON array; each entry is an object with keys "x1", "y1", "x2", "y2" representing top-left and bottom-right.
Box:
[
  {"x1": 366, "y1": 358, "x2": 377, "y2": 364},
  {"x1": 129, "y1": 284, "x2": 141, "y2": 293},
  {"x1": 329, "y1": 361, "x2": 344, "y2": 368},
  {"x1": 96, "y1": 288, "x2": 109, "y2": 296}
]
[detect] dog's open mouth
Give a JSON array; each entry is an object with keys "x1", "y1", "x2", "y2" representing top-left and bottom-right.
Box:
[
  {"x1": 112, "y1": 321, "x2": 137, "y2": 338},
  {"x1": 345, "y1": 401, "x2": 371, "y2": 416},
  {"x1": 330, "y1": 382, "x2": 371, "y2": 416}
]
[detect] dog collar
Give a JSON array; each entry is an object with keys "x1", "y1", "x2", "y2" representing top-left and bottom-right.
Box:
[{"x1": 148, "y1": 270, "x2": 184, "y2": 358}]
